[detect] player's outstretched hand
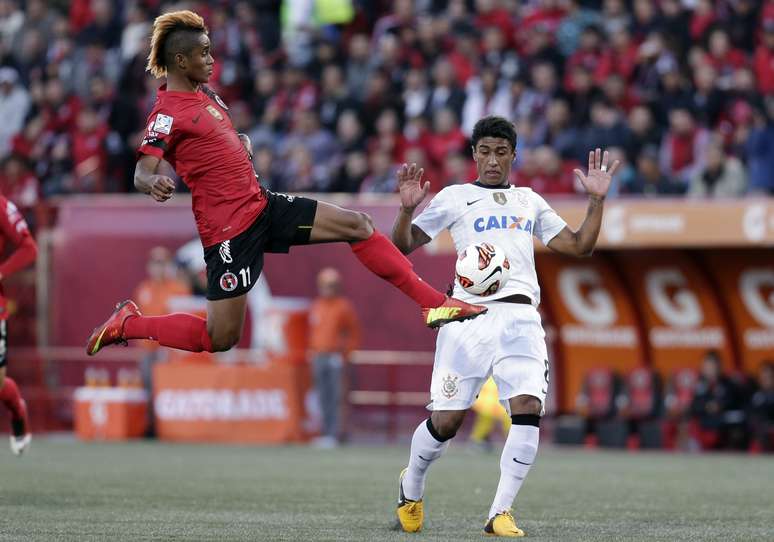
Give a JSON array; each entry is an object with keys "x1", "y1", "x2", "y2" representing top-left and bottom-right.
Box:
[
  {"x1": 398, "y1": 162, "x2": 430, "y2": 211},
  {"x1": 574, "y1": 148, "x2": 620, "y2": 198},
  {"x1": 148, "y1": 174, "x2": 176, "y2": 202}
]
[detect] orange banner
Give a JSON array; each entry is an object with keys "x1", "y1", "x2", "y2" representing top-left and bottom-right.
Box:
[
  {"x1": 153, "y1": 361, "x2": 311, "y2": 444},
  {"x1": 538, "y1": 253, "x2": 644, "y2": 411},
  {"x1": 703, "y1": 250, "x2": 774, "y2": 375},
  {"x1": 614, "y1": 252, "x2": 734, "y2": 376}
]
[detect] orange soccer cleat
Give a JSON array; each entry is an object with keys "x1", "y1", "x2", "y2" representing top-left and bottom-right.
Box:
[
  {"x1": 86, "y1": 300, "x2": 142, "y2": 356},
  {"x1": 422, "y1": 296, "x2": 488, "y2": 329}
]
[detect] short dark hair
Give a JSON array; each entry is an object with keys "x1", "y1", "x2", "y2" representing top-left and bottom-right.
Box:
[{"x1": 471, "y1": 116, "x2": 517, "y2": 151}]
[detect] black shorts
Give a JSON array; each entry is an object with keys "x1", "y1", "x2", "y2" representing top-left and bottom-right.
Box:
[
  {"x1": 0, "y1": 319, "x2": 7, "y2": 368},
  {"x1": 204, "y1": 190, "x2": 318, "y2": 300}
]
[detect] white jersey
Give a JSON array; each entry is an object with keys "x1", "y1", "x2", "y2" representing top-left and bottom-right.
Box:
[{"x1": 413, "y1": 183, "x2": 566, "y2": 306}]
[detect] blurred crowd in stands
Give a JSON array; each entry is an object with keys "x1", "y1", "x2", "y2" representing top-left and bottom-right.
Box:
[
  {"x1": 565, "y1": 351, "x2": 774, "y2": 452},
  {"x1": 1, "y1": 0, "x2": 774, "y2": 207}
]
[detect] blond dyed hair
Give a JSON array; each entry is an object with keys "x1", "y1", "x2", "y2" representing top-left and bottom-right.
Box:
[{"x1": 146, "y1": 10, "x2": 207, "y2": 78}]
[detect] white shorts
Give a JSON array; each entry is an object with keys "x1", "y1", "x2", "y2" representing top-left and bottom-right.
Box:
[{"x1": 428, "y1": 302, "x2": 549, "y2": 412}]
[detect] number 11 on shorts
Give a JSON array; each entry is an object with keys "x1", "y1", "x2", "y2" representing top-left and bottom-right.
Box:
[{"x1": 239, "y1": 267, "x2": 251, "y2": 287}]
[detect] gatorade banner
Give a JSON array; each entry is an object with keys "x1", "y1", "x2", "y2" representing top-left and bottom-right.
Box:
[
  {"x1": 154, "y1": 361, "x2": 311, "y2": 443},
  {"x1": 703, "y1": 251, "x2": 774, "y2": 374},
  {"x1": 538, "y1": 253, "x2": 644, "y2": 411},
  {"x1": 614, "y1": 251, "x2": 734, "y2": 376}
]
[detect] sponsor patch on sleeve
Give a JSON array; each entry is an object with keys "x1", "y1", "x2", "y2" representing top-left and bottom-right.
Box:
[{"x1": 152, "y1": 113, "x2": 173, "y2": 135}]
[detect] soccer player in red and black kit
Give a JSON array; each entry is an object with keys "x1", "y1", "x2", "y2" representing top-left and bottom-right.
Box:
[
  {"x1": 86, "y1": 11, "x2": 485, "y2": 357},
  {"x1": 0, "y1": 194, "x2": 36, "y2": 455}
]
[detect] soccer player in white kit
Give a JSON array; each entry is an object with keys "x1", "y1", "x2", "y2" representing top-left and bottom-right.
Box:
[{"x1": 391, "y1": 116, "x2": 620, "y2": 537}]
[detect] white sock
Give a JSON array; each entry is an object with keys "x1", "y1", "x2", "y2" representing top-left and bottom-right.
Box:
[
  {"x1": 402, "y1": 419, "x2": 451, "y2": 501},
  {"x1": 488, "y1": 417, "x2": 540, "y2": 519}
]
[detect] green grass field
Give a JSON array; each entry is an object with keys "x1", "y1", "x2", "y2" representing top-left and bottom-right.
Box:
[{"x1": 1, "y1": 439, "x2": 773, "y2": 541}]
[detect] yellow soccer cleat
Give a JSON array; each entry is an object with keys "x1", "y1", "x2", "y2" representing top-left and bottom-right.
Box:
[
  {"x1": 422, "y1": 296, "x2": 487, "y2": 329},
  {"x1": 483, "y1": 511, "x2": 525, "y2": 537},
  {"x1": 396, "y1": 468, "x2": 424, "y2": 532}
]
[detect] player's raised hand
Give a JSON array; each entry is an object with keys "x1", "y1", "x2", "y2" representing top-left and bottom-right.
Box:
[
  {"x1": 397, "y1": 162, "x2": 430, "y2": 211},
  {"x1": 574, "y1": 148, "x2": 620, "y2": 198},
  {"x1": 148, "y1": 174, "x2": 176, "y2": 202}
]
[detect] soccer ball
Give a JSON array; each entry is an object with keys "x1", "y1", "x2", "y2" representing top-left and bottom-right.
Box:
[{"x1": 455, "y1": 243, "x2": 511, "y2": 296}]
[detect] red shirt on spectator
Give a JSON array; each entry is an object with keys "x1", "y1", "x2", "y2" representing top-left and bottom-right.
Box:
[
  {"x1": 706, "y1": 49, "x2": 748, "y2": 76},
  {"x1": 754, "y1": 44, "x2": 774, "y2": 94},
  {"x1": 595, "y1": 44, "x2": 639, "y2": 83},
  {"x1": 521, "y1": 6, "x2": 565, "y2": 35},
  {"x1": 690, "y1": 11, "x2": 716, "y2": 41},
  {"x1": 566, "y1": 49, "x2": 605, "y2": 91},
  {"x1": 44, "y1": 95, "x2": 82, "y2": 134},
  {"x1": 424, "y1": 128, "x2": 467, "y2": 169},
  {"x1": 475, "y1": 9, "x2": 516, "y2": 47},
  {"x1": 71, "y1": 117, "x2": 108, "y2": 192}
]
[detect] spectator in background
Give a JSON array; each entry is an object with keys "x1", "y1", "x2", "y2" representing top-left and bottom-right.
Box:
[
  {"x1": 601, "y1": 0, "x2": 630, "y2": 36},
  {"x1": 624, "y1": 105, "x2": 661, "y2": 163},
  {"x1": 690, "y1": 350, "x2": 748, "y2": 450},
  {"x1": 330, "y1": 150, "x2": 368, "y2": 193},
  {"x1": 750, "y1": 362, "x2": 774, "y2": 452},
  {"x1": 705, "y1": 28, "x2": 748, "y2": 90},
  {"x1": 426, "y1": 57, "x2": 466, "y2": 120},
  {"x1": 425, "y1": 108, "x2": 467, "y2": 173},
  {"x1": 344, "y1": 34, "x2": 372, "y2": 101},
  {"x1": 254, "y1": 146, "x2": 283, "y2": 192},
  {"x1": 360, "y1": 150, "x2": 397, "y2": 193},
  {"x1": 442, "y1": 151, "x2": 476, "y2": 186},
  {"x1": 624, "y1": 145, "x2": 684, "y2": 196},
  {"x1": 462, "y1": 66, "x2": 511, "y2": 134},
  {"x1": 0, "y1": 154, "x2": 37, "y2": 210},
  {"x1": 659, "y1": 107, "x2": 710, "y2": 187},
  {"x1": 541, "y1": 99, "x2": 579, "y2": 160},
  {"x1": 70, "y1": 106, "x2": 108, "y2": 192},
  {"x1": 134, "y1": 246, "x2": 192, "y2": 436},
  {"x1": 0, "y1": 67, "x2": 28, "y2": 157},
  {"x1": 309, "y1": 268, "x2": 360, "y2": 448},
  {"x1": 690, "y1": 63, "x2": 727, "y2": 128},
  {"x1": 368, "y1": 108, "x2": 406, "y2": 163},
  {"x1": 579, "y1": 100, "x2": 630, "y2": 162},
  {"x1": 604, "y1": 147, "x2": 636, "y2": 197},
  {"x1": 754, "y1": 18, "x2": 774, "y2": 95},
  {"x1": 688, "y1": 139, "x2": 747, "y2": 197},
  {"x1": 745, "y1": 99, "x2": 774, "y2": 194},
  {"x1": 317, "y1": 64, "x2": 355, "y2": 132},
  {"x1": 556, "y1": 0, "x2": 601, "y2": 57},
  {"x1": 522, "y1": 146, "x2": 576, "y2": 195}
]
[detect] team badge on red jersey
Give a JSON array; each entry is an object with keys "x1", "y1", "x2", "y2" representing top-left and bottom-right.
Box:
[
  {"x1": 206, "y1": 104, "x2": 223, "y2": 121},
  {"x1": 152, "y1": 113, "x2": 173, "y2": 134},
  {"x1": 220, "y1": 271, "x2": 238, "y2": 292}
]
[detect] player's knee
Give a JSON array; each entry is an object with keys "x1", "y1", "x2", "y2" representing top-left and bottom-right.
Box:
[
  {"x1": 510, "y1": 395, "x2": 542, "y2": 416},
  {"x1": 208, "y1": 327, "x2": 241, "y2": 352},
  {"x1": 431, "y1": 411, "x2": 466, "y2": 439},
  {"x1": 349, "y1": 211, "x2": 374, "y2": 241}
]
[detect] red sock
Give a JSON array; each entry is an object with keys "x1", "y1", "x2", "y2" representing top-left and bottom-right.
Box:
[
  {"x1": 124, "y1": 313, "x2": 214, "y2": 352},
  {"x1": 0, "y1": 377, "x2": 29, "y2": 435},
  {"x1": 351, "y1": 231, "x2": 445, "y2": 308}
]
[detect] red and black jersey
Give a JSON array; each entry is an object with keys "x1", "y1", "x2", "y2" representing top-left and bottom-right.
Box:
[
  {"x1": 0, "y1": 195, "x2": 37, "y2": 317},
  {"x1": 137, "y1": 85, "x2": 267, "y2": 248}
]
